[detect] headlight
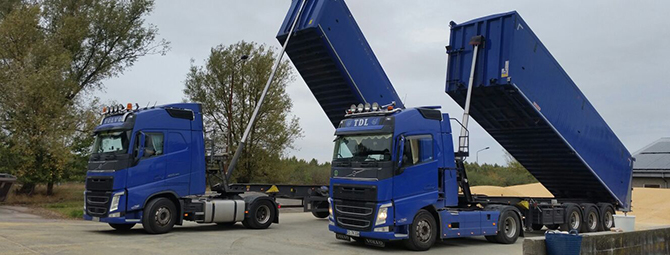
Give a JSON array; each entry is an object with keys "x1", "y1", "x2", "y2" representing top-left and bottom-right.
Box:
[
  {"x1": 109, "y1": 191, "x2": 124, "y2": 212},
  {"x1": 376, "y1": 203, "x2": 392, "y2": 226},
  {"x1": 328, "y1": 198, "x2": 334, "y2": 220}
]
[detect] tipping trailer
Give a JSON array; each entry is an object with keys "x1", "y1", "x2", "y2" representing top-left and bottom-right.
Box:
[
  {"x1": 276, "y1": 0, "x2": 633, "y2": 251},
  {"x1": 445, "y1": 11, "x2": 634, "y2": 211},
  {"x1": 277, "y1": 0, "x2": 405, "y2": 127}
]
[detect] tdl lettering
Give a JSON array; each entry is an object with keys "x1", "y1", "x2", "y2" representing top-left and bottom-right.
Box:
[{"x1": 354, "y1": 118, "x2": 369, "y2": 126}]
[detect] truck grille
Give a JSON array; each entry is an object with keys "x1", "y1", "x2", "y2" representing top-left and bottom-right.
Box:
[
  {"x1": 334, "y1": 200, "x2": 375, "y2": 231},
  {"x1": 86, "y1": 176, "x2": 113, "y2": 191},
  {"x1": 85, "y1": 191, "x2": 111, "y2": 217}
]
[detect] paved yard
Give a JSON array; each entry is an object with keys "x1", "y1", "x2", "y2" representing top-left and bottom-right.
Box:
[{"x1": 0, "y1": 206, "x2": 533, "y2": 254}]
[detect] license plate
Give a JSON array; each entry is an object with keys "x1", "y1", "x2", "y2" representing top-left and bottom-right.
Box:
[
  {"x1": 336, "y1": 233, "x2": 351, "y2": 241},
  {"x1": 92, "y1": 217, "x2": 99, "y2": 222},
  {"x1": 346, "y1": 230, "x2": 360, "y2": 237}
]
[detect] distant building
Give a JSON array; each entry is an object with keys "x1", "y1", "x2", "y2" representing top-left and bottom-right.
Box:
[{"x1": 632, "y1": 138, "x2": 670, "y2": 188}]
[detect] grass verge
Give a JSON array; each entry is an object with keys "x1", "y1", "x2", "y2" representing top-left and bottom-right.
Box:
[{"x1": 3, "y1": 182, "x2": 85, "y2": 219}]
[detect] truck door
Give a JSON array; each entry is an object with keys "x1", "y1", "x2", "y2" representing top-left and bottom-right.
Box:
[
  {"x1": 392, "y1": 134, "x2": 439, "y2": 221},
  {"x1": 127, "y1": 131, "x2": 167, "y2": 192},
  {"x1": 164, "y1": 131, "x2": 191, "y2": 196}
]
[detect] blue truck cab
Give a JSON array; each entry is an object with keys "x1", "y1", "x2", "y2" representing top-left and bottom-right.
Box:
[
  {"x1": 84, "y1": 103, "x2": 280, "y2": 234},
  {"x1": 327, "y1": 104, "x2": 504, "y2": 250}
]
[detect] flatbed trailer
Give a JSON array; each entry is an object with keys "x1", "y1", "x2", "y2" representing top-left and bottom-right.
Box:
[{"x1": 229, "y1": 184, "x2": 329, "y2": 218}]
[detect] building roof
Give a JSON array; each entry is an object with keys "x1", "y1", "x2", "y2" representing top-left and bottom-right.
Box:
[{"x1": 633, "y1": 137, "x2": 670, "y2": 178}]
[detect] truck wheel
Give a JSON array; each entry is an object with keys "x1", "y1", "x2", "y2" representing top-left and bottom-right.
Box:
[
  {"x1": 560, "y1": 205, "x2": 582, "y2": 232},
  {"x1": 109, "y1": 223, "x2": 135, "y2": 231},
  {"x1": 242, "y1": 199, "x2": 275, "y2": 229},
  {"x1": 312, "y1": 211, "x2": 329, "y2": 219},
  {"x1": 403, "y1": 209, "x2": 437, "y2": 251},
  {"x1": 531, "y1": 224, "x2": 544, "y2": 231},
  {"x1": 494, "y1": 210, "x2": 521, "y2": 244},
  {"x1": 599, "y1": 206, "x2": 615, "y2": 231},
  {"x1": 581, "y1": 205, "x2": 600, "y2": 233},
  {"x1": 142, "y1": 197, "x2": 177, "y2": 234},
  {"x1": 546, "y1": 224, "x2": 560, "y2": 230}
]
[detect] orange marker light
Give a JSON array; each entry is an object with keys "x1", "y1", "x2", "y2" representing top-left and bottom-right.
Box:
[
  {"x1": 245, "y1": 210, "x2": 249, "y2": 214},
  {"x1": 127, "y1": 103, "x2": 133, "y2": 110},
  {"x1": 102, "y1": 106, "x2": 108, "y2": 113},
  {"x1": 184, "y1": 213, "x2": 189, "y2": 217},
  {"x1": 387, "y1": 105, "x2": 394, "y2": 110}
]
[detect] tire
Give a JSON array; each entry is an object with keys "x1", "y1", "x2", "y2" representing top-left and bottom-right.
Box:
[
  {"x1": 242, "y1": 199, "x2": 275, "y2": 229},
  {"x1": 494, "y1": 210, "x2": 521, "y2": 244},
  {"x1": 312, "y1": 211, "x2": 329, "y2": 219},
  {"x1": 142, "y1": 197, "x2": 177, "y2": 234},
  {"x1": 560, "y1": 205, "x2": 582, "y2": 232},
  {"x1": 403, "y1": 209, "x2": 437, "y2": 251},
  {"x1": 581, "y1": 204, "x2": 600, "y2": 233},
  {"x1": 546, "y1": 224, "x2": 560, "y2": 230},
  {"x1": 599, "y1": 205, "x2": 615, "y2": 231},
  {"x1": 531, "y1": 224, "x2": 544, "y2": 231},
  {"x1": 109, "y1": 223, "x2": 135, "y2": 231}
]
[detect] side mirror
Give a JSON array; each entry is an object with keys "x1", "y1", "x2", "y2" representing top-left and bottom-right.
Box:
[{"x1": 396, "y1": 135, "x2": 406, "y2": 175}]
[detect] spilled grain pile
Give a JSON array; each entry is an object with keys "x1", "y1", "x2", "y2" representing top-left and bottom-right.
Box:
[{"x1": 471, "y1": 183, "x2": 670, "y2": 228}]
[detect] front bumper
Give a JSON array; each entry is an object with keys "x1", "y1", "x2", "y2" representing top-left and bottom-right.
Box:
[
  {"x1": 328, "y1": 223, "x2": 406, "y2": 241},
  {"x1": 83, "y1": 213, "x2": 141, "y2": 224}
]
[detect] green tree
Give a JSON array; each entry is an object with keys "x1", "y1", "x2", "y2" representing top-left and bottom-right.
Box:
[
  {"x1": 184, "y1": 41, "x2": 302, "y2": 183},
  {"x1": 0, "y1": 0, "x2": 168, "y2": 195}
]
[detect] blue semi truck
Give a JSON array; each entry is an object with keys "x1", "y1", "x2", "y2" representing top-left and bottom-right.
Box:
[
  {"x1": 84, "y1": 103, "x2": 330, "y2": 233},
  {"x1": 278, "y1": 0, "x2": 633, "y2": 251}
]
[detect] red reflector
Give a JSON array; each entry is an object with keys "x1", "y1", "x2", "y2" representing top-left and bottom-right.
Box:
[{"x1": 278, "y1": 204, "x2": 281, "y2": 209}]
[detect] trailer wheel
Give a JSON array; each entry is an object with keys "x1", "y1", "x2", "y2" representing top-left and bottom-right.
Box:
[
  {"x1": 403, "y1": 209, "x2": 437, "y2": 251},
  {"x1": 243, "y1": 199, "x2": 275, "y2": 229},
  {"x1": 142, "y1": 197, "x2": 177, "y2": 234},
  {"x1": 599, "y1": 206, "x2": 615, "y2": 231},
  {"x1": 560, "y1": 205, "x2": 582, "y2": 232},
  {"x1": 109, "y1": 223, "x2": 135, "y2": 231},
  {"x1": 312, "y1": 211, "x2": 329, "y2": 219},
  {"x1": 581, "y1": 205, "x2": 600, "y2": 233},
  {"x1": 494, "y1": 210, "x2": 521, "y2": 244}
]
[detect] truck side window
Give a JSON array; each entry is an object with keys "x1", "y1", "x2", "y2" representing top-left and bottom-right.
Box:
[
  {"x1": 136, "y1": 132, "x2": 164, "y2": 159},
  {"x1": 401, "y1": 135, "x2": 433, "y2": 168}
]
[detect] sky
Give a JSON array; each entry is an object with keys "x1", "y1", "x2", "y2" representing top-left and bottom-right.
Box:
[{"x1": 99, "y1": 0, "x2": 670, "y2": 165}]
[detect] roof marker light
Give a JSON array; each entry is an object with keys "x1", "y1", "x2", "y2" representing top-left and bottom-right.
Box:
[
  {"x1": 387, "y1": 105, "x2": 394, "y2": 111},
  {"x1": 102, "y1": 106, "x2": 108, "y2": 113},
  {"x1": 126, "y1": 103, "x2": 133, "y2": 111},
  {"x1": 371, "y1": 102, "x2": 379, "y2": 111},
  {"x1": 364, "y1": 103, "x2": 371, "y2": 112},
  {"x1": 357, "y1": 103, "x2": 364, "y2": 113}
]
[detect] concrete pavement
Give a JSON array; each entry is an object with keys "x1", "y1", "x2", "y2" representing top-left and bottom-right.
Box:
[{"x1": 0, "y1": 206, "x2": 532, "y2": 254}]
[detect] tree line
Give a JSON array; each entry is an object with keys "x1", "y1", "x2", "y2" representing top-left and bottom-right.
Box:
[{"x1": 464, "y1": 154, "x2": 538, "y2": 186}]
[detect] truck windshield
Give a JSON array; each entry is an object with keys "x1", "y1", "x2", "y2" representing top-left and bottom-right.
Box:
[
  {"x1": 333, "y1": 134, "x2": 392, "y2": 162},
  {"x1": 92, "y1": 130, "x2": 130, "y2": 154}
]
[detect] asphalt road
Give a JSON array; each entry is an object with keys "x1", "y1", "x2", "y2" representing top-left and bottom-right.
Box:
[{"x1": 0, "y1": 206, "x2": 534, "y2": 255}]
